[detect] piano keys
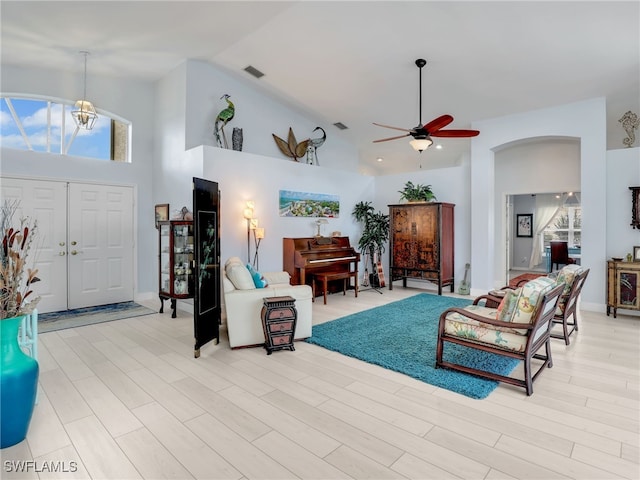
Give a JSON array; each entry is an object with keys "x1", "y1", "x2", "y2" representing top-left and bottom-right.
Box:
[{"x1": 283, "y1": 237, "x2": 360, "y2": 290}]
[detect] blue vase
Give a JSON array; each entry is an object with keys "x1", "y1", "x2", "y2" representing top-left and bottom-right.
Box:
[{"x1": 1, "y1": 316, "x2": 39, "y2": 449}]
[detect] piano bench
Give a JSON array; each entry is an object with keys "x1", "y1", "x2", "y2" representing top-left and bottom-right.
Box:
[{"x1": 312, "y1": 271, "x2": 358, "y2": 305}]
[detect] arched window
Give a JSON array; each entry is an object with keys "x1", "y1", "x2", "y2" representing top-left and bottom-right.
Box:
[{"x1": 0, "y1": 95, "x2": 130, "y2": 162}]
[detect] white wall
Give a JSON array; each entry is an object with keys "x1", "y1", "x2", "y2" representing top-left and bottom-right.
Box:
[
  {"x1": 511, "y1": 194, "x2": 539, "y2": 270},
  {"x1": 194, "y1": 146, "x2": 373, "y2": 273},
  {"x1": 1, "y1": 64, "x2": 158, "y2": 295},
  {"x1": 3, "y1": 59, "x2": 635, "y2": 314},
  {"x1": 184, "y1": 60, "x2": 360, "y2": 173},
  {"x1": 153, "y1": 59, "x2": 365, "y2": 245},
  {"x1": 154, "y1": 61, "x2": 200, "y2": 215},
  {"x1": 372, "y1": 160, "x2": 472, "y2": 291},
  {"x1": 471, "y1": 98, "x2": 607, "y2": 310},
  {"x1": 606, "y1": 147, "x2": 640, "y2": 258},
  {"x1": 496, "y1": 139, "x2": 581, "y2": 273}
]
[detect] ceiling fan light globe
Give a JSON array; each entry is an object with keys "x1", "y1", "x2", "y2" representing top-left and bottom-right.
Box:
[{"x1": 410, "y1": 137, "x2": 433, "y2": 152}]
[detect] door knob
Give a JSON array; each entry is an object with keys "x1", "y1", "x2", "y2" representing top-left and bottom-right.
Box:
[
  {"x1": 71, "y1": 241, "x2": 77, "y2": 246},
  {"x1": 71, "y1": 250, "x2": 79, "y2": 255},
  {"x1": 59, "y1": 241, "x2": 66, "y2": 246},
  {"x1": 59, "y1": 251, "x2": 66, "y2": 256}
]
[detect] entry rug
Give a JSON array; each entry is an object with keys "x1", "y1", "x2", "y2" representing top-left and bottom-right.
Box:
[
  {"x1": 38, "y1": 301, "x2": 156, "y2": 333},
  {"x1": 306, "y1": 293, "x2": 519, "y2": 399}
]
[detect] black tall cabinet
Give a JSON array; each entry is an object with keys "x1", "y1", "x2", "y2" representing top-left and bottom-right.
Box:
[{"x1": 193, "y1": 177, "x2": 221, "y2": 357}]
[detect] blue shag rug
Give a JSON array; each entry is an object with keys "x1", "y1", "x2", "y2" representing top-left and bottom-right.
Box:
[
  {"x1": 38, "y1": 301, "x2": 156, "y2": 333},
  {"x1": 306, "y1": 293, "x2": 519, "y2": 399}
]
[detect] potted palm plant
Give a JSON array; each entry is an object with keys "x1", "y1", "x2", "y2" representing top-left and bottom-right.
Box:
[
  {"x1": 398, "y1": 181, "x2": 436, "y2": 202},
  {"x1": 352, "y1": 201, "x2": 389, "y2": 287},
  {"x1": 1, "y1": 200, "x2": 41, "y2": 448}
]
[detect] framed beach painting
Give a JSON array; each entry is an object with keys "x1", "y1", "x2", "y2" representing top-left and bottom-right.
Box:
[{"x1": 278, "y1": 190, "x2": 339, "y2": 218}]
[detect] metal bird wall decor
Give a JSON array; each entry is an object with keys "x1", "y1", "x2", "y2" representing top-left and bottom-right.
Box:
[
  {"x1": 214, "y1": 94, "x2": 235, "y2": 148},
  {"x1": 272, "y1": 128, "x2": 310, "y2": 162},
  {"x1": 306, "y1": 126, "x2": 326, "y2": 165}
]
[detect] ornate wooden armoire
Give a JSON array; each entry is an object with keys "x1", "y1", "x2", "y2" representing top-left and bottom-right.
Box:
[{"x1": 388, "y1": 202, "x2": 455, "y2": 295}]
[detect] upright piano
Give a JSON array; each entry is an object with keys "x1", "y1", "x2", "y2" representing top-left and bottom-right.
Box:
[{"x1": 283, "y1": 236, "x2": 360, "y2": 289}]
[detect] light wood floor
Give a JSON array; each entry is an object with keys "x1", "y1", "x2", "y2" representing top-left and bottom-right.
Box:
[{"x1": 2, "y1": 286, "x2": 639, "y2": 479}]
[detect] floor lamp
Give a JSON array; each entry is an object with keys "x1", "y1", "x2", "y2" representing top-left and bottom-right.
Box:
[{"x1": 253, "y1": 228, "x2": 265, "y2": 270}]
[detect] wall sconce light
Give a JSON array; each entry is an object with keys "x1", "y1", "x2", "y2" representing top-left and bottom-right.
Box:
[
  {"x1": 243, "y1": 201, "x2": 255, "y2": 263},
  {"x1": 243, "y1": 201, "x2": 254, "y2": 220},
  {"x1": 253, "y1": 227, "x2": 265, "y2": 269}
]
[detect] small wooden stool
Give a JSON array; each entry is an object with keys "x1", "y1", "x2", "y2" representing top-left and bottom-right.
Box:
[{"x1": 313, "y1": 271, "x2": 358, "y2": 305}]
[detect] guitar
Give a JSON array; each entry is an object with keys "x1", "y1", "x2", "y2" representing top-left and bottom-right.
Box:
[
  {"x1": 376, "y1": 253, "x2": 386, "y2": 288},
  {"x1": 458, "y1": 263, "x2": 470, "y2": 295}
]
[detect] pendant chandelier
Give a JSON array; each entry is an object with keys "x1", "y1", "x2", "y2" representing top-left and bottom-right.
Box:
[{"x1": 71, "y1": 51, "x2": 98, "y2": 130}]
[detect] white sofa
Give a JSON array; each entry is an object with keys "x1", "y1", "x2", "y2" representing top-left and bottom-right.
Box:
[{"x1": 222, "y1": 257, "x2": 312, "y2": 349}]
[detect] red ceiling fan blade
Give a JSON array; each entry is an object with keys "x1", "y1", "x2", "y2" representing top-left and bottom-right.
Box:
[
  {"x1": 373, "y1": 133, "x2": 410, "y2": 143},
  {"x1": 423, "y1": 114, "x2": 454, "y2": 133},
  {"x1": 373, "y1": 122, "x2": 412, "y2": 132},
  {"x1": 430, "y1": 129, "x2": 480, "y2": 138}
]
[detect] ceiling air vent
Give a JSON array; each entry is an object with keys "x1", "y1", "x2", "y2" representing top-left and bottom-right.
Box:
[
  {"x1": 333, "y1": 122, "x2": 348, "y2": 130},
  {"x1": 244, "y1": 65, "x2": 264, "y2": 78}
]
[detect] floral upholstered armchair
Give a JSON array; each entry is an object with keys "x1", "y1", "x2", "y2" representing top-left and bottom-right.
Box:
[
  {"x1": 485, "y1": 265, "x2": 589, "y2": 345},
  {"x1": 549, "y1": 265, "x2": 589, "y2": 345},
  {"x1": 436, "y1": 277, "x2": 564, "y2": 395}
]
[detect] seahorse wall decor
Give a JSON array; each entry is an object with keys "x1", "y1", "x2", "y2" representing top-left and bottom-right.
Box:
[
  {"x1": 618, "y1": 110, "x2": 639, "y2": 148},
  {"x1": 272, "y1": 128, "x2": 310, "y2": 162}
]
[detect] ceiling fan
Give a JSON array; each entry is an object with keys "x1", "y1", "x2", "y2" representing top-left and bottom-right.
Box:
[{"x1": 373, "y1": 59, "x2": 480, "y2": 152}]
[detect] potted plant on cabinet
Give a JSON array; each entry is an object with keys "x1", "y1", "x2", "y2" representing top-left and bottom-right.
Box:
[
  {"x1": 352, "y1": 201, "x2": 390, "y2": 287},
  {"x1": 1, "y1": 200, "x2": 41, "y2": 448},
  {"x1": 398, "y1": 181, "x2": 436, "y2": 202}
]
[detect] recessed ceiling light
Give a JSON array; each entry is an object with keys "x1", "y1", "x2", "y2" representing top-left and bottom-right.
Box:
[
  {"x1": 376, "y1": 157, "x2": 383, "y2": 162},
  {"x1": 435, "y1": 144, "x2": 443, "y2": 150}
]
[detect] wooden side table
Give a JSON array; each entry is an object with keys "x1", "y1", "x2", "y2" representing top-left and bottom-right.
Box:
[{"x1": 261, "y1": 296, "x2": 297, "y2": 354}]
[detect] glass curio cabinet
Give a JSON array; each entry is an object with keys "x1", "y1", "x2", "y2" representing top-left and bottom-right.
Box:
[{"x1": 159, "y1": 220, "x2": 194, "y2": 317}]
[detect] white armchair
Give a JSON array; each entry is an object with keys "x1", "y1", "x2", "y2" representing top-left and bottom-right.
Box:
[{"x1": 222, "y1": 257, "x2": 312, "y2": 349}]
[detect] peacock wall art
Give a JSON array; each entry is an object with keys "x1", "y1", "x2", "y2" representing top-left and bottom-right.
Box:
[{"x1": 214, "y1": 94, "x2": 235, "y2": 148}]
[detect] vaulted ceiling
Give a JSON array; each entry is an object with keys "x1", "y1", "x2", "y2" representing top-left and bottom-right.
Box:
[{"x1": 2, "y1": 1, "x2": 638, "y2": 174}]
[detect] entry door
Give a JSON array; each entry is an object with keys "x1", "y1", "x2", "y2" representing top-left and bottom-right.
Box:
[
  {"x1": 0, "y1": 178, "x2": 68, "y2": 312},
  {"x1": 68, "y1": 183, "x2": 134, "y2": 309},
  {"x1": 1, "y1": 178, "x2": 134, "y2": 312}
]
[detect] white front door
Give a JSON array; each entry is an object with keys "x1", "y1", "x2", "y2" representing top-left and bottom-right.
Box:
[
  {"x1": 0, "y1": 178, "x2": 68, "y2": 312},
  {"x1": 67, "y1": 183, "x2": 134, "y2": 309},
  {"x1": 1, "y1": 177, "x2": 134, "y2": 312}
]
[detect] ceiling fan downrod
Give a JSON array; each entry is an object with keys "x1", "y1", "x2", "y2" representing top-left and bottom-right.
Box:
[{"x1": 415, "y1": 58, "x2": 427, "y2": 127}]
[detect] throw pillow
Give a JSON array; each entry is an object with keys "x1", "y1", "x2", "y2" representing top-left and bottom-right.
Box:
[
  {"x1": 246, "y1": 263, "x2": 268, "y2": 288},
  {"x1": 225, "y1": 256, "x2": 244, "y2": 269},
  {"x1": 497, "y1": 288, "x2": 520, "y2": 322},
  {"x1": 226, "y1": 262, "x2": 256, "y2": 290},
  {"x1": 512, "y1": 276, "x2": 556, "y2": 324}
]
